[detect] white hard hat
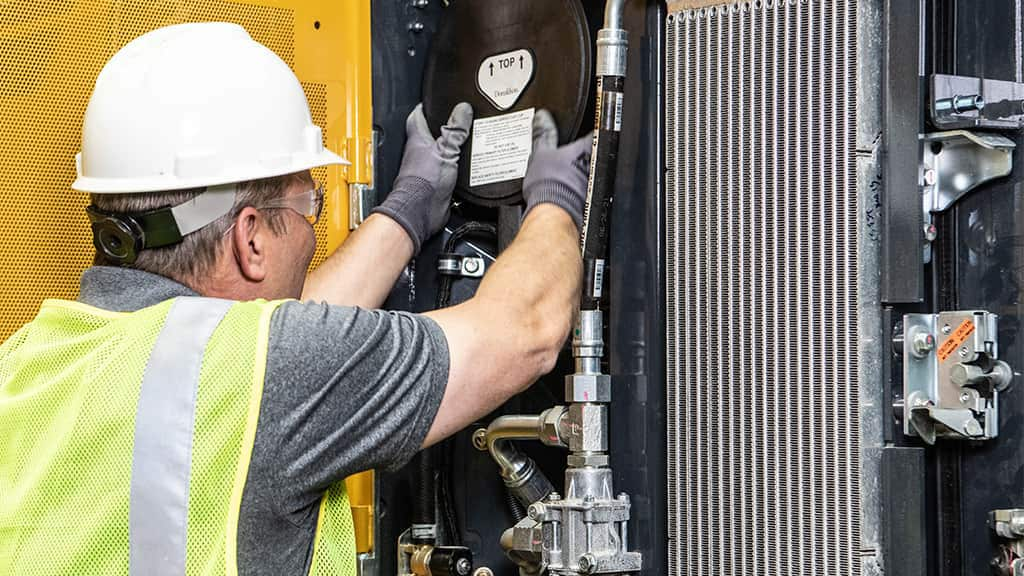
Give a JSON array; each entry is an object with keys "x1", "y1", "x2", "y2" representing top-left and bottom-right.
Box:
[{"x1": 73, "y1": 22, "x2": 349, "y2": 194}]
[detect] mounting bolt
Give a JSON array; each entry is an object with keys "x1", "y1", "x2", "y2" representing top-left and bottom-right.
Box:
[
  {"x1": 911, "y1": 331, "x2": 935, "y2": 357},
  {"x1": 960, "y1": 391, "x2": 973, "y2": 404},
  {"x1": 471, "y1": 429, "x2": 488, "y2": 451},
  {"x1": 942, "y1": 324, "x2": 953, "y2": 335},
  {"x1": 528, "y1": 503, "x2": 545, "y2": 521},
  {"x1": 959, "y1": 346, "x2": 970, "y2": 358},
  {"x1": 463, "y1": 258, "x2": 480, "y2": 274},
  {"x1": 924, "y1": 223, "x2": 938, "y2": 242},
  {"x1": 473, "y1": 568, "x2": 494, "y2": 576},
  {"x1": 578, "y1": 554, "x2": 598, "y2": 574},
  {"x1": 966, "y1": 418, "x2": 984, "y2": 436},
  {"x1": 935, "y1": 94, "x2": 986, "y2": 114},
  {"x1": 924, "y1": 169, "x2": 937, "y2": 186},
  {"x1": 408, "y1": 21, "x2": 425, "y2": 32},
  {"x1": 455, "y1": 559, "x2": 472, "y2": 576},
  {"x1": 411, "y1": 0, "x2": 429, "y2": 7}
]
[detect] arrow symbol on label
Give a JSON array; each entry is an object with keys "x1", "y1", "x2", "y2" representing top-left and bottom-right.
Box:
[
  {"x1": 489, "y1": 62, "x2": 494, "y2": 76},
  {"x1": 519, "y1": 55, "x2": 524, "y2": 69}
]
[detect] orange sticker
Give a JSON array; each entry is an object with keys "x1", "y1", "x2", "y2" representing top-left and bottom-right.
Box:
[{"x1": 937, "y1": 319, "x2": 976, "y2": 362}]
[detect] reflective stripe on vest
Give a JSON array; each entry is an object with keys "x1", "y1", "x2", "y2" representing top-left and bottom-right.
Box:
[{"x1": 128, "y1": 298, "x2": 232, "y2": 576}]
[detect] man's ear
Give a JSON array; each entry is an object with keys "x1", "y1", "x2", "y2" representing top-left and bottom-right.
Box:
[{"x1": 231, "y1": 207, "x2": 267, "y2": 283}]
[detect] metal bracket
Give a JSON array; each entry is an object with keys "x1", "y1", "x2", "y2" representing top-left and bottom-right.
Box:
[
  {"x1": 349, "y1": 183, "x2": 376, "y2": 230},
  {"x1": 919, "y1": 131, "x2": 1015, "y2": 262},
  {"x1": 901, "y1": 311, "x2": 1013, "y2": 443},
  {"x1": 990, "y1": 509, "x2": 1024, "y2": 576},
  {"x1": 349, "y1": 129, "x2": 380, "y2": 230},
  {"x1": 437, "y1": 254, "x2": 485, "y2": 278},
  {"x1": 931, "y1": 73, "x2": 1024, "y2": 130}
]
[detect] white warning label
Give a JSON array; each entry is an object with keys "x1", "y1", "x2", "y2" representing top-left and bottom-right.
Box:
[{"x1": 469, "y1": 108, "x2": 535, "y2": 187}]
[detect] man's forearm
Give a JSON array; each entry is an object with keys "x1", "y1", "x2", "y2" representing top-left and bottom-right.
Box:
[
  {"x1": 421, "y1": 204, "x2": 581, "y2": 445},
  {"x1": 302, "y1": 214, "x2": 414, "y2": 308},
  {"x1": 474, "y1": 205, "x2": 581, "y2": 324}
]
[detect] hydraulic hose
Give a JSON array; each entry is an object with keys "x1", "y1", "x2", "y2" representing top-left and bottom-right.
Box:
[
  {"x1": 411, "y1": 449, "x2": 437, "y2": 544},
  {"x1": 579, "y1": 14, "x2": 628, "y2": 311}
]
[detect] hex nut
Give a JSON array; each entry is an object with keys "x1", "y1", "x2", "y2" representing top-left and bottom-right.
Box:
[
  {"x1": 527, "y1": 502, "x2": 545, "y2": 521},
  {"x1": 540, "y1": 406, "x2": 568, "y2": 446},
  {"x1": 578, "y1": 554, "x2": 597, "y2": 574},
  {"x1": 567, "y1": 453, "x2": 610, "y2": 468},
  {"x1": 565, "y1": 373, "x2": 612, "y2": 403}
]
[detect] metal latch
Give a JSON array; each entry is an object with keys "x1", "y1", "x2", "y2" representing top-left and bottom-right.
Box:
[
  {"x1": 900, "y1": 311, "x2": 1013, "y2": 443},
  {"x1": 437, "y1": 253, "x2": 486, "y2": 278},
  {"x1": 920, "y1": 131, "x2": 1015, "y2": 262},
  {"x1": 990, "y1": 509, "x2": 1024, "y2": 576}
]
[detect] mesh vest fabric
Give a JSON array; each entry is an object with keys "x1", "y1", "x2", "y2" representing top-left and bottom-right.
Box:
[{"x1": 0, "y1": 298, "x2": 357, "y2": 576}]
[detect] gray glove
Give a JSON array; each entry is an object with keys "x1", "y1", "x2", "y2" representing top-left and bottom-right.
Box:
[
  {"x1": 373, "y1": 102, "x2": 473, "y2": 254},
  {"x1": 521, "y1": 109, "x2": 593, "y2": 230}
]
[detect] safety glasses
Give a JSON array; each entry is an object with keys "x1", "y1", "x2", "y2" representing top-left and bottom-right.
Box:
[{"x1": 259, "y1": 183, "x2": 325, "y2": 225}]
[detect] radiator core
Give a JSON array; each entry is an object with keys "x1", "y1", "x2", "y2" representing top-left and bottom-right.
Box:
[{"x1": 665, "y1": 1, "x2": 860, "y2": 575}]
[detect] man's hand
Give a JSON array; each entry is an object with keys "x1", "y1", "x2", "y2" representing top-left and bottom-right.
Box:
[
  {"x1": 372, "y1": 102, "x2": 474, "y2": 254},
  {"x1": 522, "y1": 109, "x2": 594, "y2": 230},
  {"x1": 421, "y1": 111, "x2": 592, "y2": 447}
]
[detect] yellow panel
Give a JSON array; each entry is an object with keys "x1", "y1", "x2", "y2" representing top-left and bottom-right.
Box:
[
  {"x1": 0, "y1": 0, "x2": 375, "y2": 552},
  {"x1": 344, "y1": 470, "x2": 375, "y2": 553},
  {"x1": 0, "y1": 0, "x2": 373, "y2": 338}
]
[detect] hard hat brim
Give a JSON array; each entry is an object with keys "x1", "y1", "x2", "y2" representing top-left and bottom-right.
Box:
[{"x1": 72, "y1": 149, "x2": 351, "y2": 194}]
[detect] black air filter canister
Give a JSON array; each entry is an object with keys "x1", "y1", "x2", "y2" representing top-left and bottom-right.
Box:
[{"x1": 422, "y1": 0, "x2": 591, "y2": 207}]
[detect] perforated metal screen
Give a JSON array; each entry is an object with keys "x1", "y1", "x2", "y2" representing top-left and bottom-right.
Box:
[
  {"x1": 0, "y1": 1, "x2": 336, "y2": 341},
  {"x1": 665, "y1": 1, "x2": 860, "y2": 575}
]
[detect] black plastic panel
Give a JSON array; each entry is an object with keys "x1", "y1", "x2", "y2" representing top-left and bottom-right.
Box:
[{"x1": 938, "y1": 1, "x2": 1024, "y2": 574}]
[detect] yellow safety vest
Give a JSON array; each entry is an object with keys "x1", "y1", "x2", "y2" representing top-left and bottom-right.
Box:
[{"x1": 0, "y1": 297, "x2": 356, "y2": 576}]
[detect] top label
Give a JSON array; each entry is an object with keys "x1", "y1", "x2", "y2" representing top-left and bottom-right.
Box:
[{"x1": 476, "y1": 49, "x2": 535, "y2": 111}]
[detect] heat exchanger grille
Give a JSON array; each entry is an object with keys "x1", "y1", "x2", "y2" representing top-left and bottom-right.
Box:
[{"x1": 665, "y1": 1, "x2": 860, "y2": 575}]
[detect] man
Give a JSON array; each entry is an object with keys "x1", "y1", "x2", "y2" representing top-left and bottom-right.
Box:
[{"x1": 0, "y1": 22, "x2": 590, "y2": 576}]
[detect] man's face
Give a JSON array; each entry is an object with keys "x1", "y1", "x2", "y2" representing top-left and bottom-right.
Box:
[{"x1": 268, "y1": 177, "x2": 318, "y2": 299}]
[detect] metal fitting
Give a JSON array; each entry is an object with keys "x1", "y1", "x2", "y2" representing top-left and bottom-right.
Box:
[
  {"x1": 410, "y1": 545, "x2": 433, "y2": 576},
  {"x1": 540, "y1": 406, "x2": 569, "y2": 446},
  {"x1": 573, "y1": 310, "x2": 605, "y2": 365},
  {"x1": 567, "y1": 403, "x2": 609, "y2": 453},
  {"x1": 527, "y1": 502, "x2": 546, "y2": 521},
  {"x1": 935, "y1": 94, "x2": 985, "y2": 114},
  {"x1": 567, "y1": 453, "x2": 610, "y2": 468},
  {"x1": 565, "y1": 373, "x2": 612, "y2": 403},
  {"x1": 474, "y1": 415, "x2": 555, "y2": 506},
  {"x1": 596, "y1": 28, "x2": 628, "y2": 78},
  {"x1": 578, "y1": 553, "x2": 598, "y2": 574}
]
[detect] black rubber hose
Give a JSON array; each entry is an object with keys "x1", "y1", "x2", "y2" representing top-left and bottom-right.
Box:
[
  {"x1": 506, "y1": 486, "x2": 527, "y2": 522},
  {"x1": 427, "y1": 221, "x2": 497, "y2": 547},
  {"x1": 437, "y1": 439, "x2": 462, "y2": 546},
  {"x1": 436, "y1": 222, "x2": 498, "y2": 309},
  {"x1": 411, "y1": 448, "x2": 436, "y2": 544},
  {"x1": 580, "y1": 75, "x2": 625, "y2": 311}
]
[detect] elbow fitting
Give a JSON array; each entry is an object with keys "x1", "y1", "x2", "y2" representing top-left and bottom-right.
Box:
[{"x1": 472, "y1": 408, "x2": 568, "y2": 506}]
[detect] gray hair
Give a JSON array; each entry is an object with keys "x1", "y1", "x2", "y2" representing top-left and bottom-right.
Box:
[{"x1": 91, "y1": 171, "x2": 313, "y2": 283}]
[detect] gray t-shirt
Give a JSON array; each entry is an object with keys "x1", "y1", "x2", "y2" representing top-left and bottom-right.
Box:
[{"x1": 77, "y1": 266, "x2": 448, "y2": 575}]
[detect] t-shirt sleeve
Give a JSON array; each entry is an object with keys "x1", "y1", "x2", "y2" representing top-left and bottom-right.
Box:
[{"x1": 252, "y1": 299, "x2": 449, "y2": 517}]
